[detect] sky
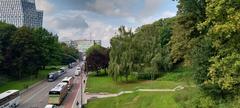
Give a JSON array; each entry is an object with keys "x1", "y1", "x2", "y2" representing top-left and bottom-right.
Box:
[{"x1": 35, "y1": 0, "x2": 178, "y2": 47}]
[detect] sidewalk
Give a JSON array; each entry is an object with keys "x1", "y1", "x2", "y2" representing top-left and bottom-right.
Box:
[{"x1": 72, "y1": 73, "x2": 88, "y2": 108}]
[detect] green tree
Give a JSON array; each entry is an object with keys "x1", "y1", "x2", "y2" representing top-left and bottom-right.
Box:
[
  {"x1": 169, "y1": 0, "x2": 206, "y2": 65},
  {"x1": 198, "y1": 0, "x2": 240, "y2": 96},
  {"x1": 60, "y1": 43, "x2": 79, "y2": 65},
  {"x1": 10, "y1": 27, "x2": 40, "y2": 79},
  {"x1": 86, "y1": 44, "x2": 109, "y2": 76},
  {"x1": 0, "y1": 22, "x2": 17, "y2": 75}
]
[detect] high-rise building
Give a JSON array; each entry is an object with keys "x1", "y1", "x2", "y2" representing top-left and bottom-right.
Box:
[
  {"x1": 0, "y1": 0, "x2": 43, "y2": 28},
  {"x1": 64, "y1": 40, "x2": 102, "y2": 53}
]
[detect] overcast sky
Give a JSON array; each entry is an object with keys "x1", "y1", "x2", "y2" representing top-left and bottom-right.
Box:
[{"x1": 35, "y1": 0, "x2": 178, "y2": 47}]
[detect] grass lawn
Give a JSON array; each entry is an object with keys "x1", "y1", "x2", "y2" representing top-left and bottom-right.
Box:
[
  {"x1": 86, "y1": 92, "x2": 179, "y2": 108},
  {"x1": 86, "y1": 68, "x2": 194, "y2": 93},
  {"x1": 0, "y1": 66, "x2": 62, "y2": 93},
  {"x1": 86, "y1": 87, "x2": 204, "y2": 108},
  {"x1": 85, "y1": 67, "x2": 206, "y2": 108}
]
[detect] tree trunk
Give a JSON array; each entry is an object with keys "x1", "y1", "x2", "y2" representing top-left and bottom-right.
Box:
[{"x1": 104, "y1": 68, "x2": 107, "y2": 75}]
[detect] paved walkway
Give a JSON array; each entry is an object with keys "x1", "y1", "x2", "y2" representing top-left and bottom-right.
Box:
[
  {"x1": 71, "y1": 72, "x2": 88, "y2": 108},
  {"x1": 86, "y1": 85, "x2": 185, "y2": 100}
]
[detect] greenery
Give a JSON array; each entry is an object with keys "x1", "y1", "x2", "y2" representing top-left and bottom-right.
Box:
[
  {"x1": 108, "y1": 19, "x2": 174, "y2": 81},
  {"x1": 0, "y1": 66, "x2": 61, "y2": 93},
  {"x1": 86, "y1": 67, "x2": 239, "y2": 108},
  {"x1": 86, "y1": 44, "x2": 109, "y2": 75},
  {"x1": 86, "y1": 68, "x2": 192, "y2": 93},
  {"x1": 0, "y1": 22, "x2": 79, "y2": 80},
  {"x1": 105, "y1": 0, "x2": 240, "y2": 104}
]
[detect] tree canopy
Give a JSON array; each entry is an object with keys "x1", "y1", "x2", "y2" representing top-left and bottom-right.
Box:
[{"x1": 0, "y1": 22, "x2": 79, "y2": 79}]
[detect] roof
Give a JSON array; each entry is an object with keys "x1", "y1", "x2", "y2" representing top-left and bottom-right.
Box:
[
  {"x1": 60, "y1": 67, "x2": 66, "y2": 70},
  {"x1": 62, "y1": 77, "x2": 73, "y2": 82},
  {"x1": 49, "y1": 71, "x2": 58, "y2": 75},
  {"x1": 50, "y1": 82, "x2": 67, "y2": 92},
  {"x1": 45, "y1": 105, "x2": 55, "y2": 108},
  {"x1": 0, "y1": 90, "x2": 19, "y2": 99}
]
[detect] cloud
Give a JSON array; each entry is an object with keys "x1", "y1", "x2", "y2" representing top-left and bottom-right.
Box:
[
  {"x1": 161, "y1": 11, "x2": 176, "y2": 18},
  {"x1": 141, "y1": 0, "x2": 164, "y2": 17},
  {"x1": 36, "y1": 0, "x2": 177, "y2": 47},
  {"x1": 43, "y1": 11, "x2": 88, "y2": 30},
  {"x1": 87, "y1": 0, "x2": 138, "y2": 17},
  {"x1": 58, "y1": 20, "x2": 117, "y2": 47},
  {"x1": 35, "y1": 0, "x2": 54, "y2": 13}
]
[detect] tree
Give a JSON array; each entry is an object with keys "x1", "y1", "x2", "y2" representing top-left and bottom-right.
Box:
[
  {"x1": 198, "y1": 0, "x2": 240, "y2": 96},
  {"x1": 108, "y1": 19, "x2": 174, "y2": 81},
  {"x1": 0, "y1": 22, "x2": 17, "y2": 75},
  {"x1": 169, "y1": 0, "x2": 206, "y2": 65},
  {"x1": 9, "y1": 27, "x2": 41, "y2": 79},
  {"x1": 86, "y1": 44, "x2": 109, "y2": 76},
  {"x1": 60, "y1": 43, "x2": 80, "y2": 65}
]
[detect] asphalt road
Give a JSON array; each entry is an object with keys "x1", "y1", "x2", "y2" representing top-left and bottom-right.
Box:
[{"x1": 19, "y1": 66, "x2": 79, "y2": 108}]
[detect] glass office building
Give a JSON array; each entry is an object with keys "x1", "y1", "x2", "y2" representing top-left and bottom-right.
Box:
[{"x1": 0, "y1": 0, "x2": 43, "y2": 28}]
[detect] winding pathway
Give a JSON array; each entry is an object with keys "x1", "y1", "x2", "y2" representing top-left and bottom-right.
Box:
[{"x1": 85, "y1": 85, "x2": 185, "y2": 101}]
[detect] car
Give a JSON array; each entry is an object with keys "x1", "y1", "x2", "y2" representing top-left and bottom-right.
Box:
[
  {"x1": 60, "y1": 67, "x2": 67, "y2": 73},
  {"x1": 75, "y1": 66, "x2": 81, "y2": 76},
  {"x1": 44, "y1": 104, "x2": 57, "y2": 108}
]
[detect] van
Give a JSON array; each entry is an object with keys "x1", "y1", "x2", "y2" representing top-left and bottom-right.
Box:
[{"x1": 75, "y1": 66, "x2": 81, "y2": 76}]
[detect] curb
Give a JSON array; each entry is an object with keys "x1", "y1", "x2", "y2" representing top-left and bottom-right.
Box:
[{"x1": 19, "y1": 79, "x2": 46, "y2": 94}]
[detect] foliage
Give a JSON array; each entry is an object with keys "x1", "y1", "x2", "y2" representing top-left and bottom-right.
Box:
[
  {"x1": 0, "y1": 22, "x2": 79, "y2": 79},
  {"x1": 169, "y1": 0, "x2": 206, "y2": 64},
  {"x1": 108, "y1": 19, "x2": 174, "y2": 81},
  {"x1": 196, "y1": 0, "x2": 240, "y2": 96},
  {"x1": 86, "y1": 44, "x2": 109, "y2": 75}
]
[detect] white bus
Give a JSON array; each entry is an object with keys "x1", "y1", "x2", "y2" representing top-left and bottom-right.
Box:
[
  {"x1": 0, "y1": 90, "x2": 20, "y2": 108},
  {"x1": 61, "y1": 77, "x2": 74, "y2": 90},
  {"x1": 48, "y1": 83, "x2": 68, "y2": 105}
]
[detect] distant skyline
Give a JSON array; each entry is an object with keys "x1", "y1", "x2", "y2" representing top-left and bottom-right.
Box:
[{"x1": 35, "y1": 0, "x2": 178, "y2": 47}]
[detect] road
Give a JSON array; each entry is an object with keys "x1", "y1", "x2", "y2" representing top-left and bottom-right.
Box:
[{"x1": 18, "y1": 66, "x2": 82, "y2": 108}]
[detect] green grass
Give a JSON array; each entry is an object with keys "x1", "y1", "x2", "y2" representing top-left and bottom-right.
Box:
[
  {"x1": 0, "y1": 66, "x2": 62, "y2": 93},
  {"x1": 86, "y1": 76, "x2": 180, "y2": 93},
  {"x1": 86, "y1": 67, "x2": 193, "y2": 93},
  {"x1": 86, "y1": 92, "x2": 179, "y2": 108},
  {"x1": 86, "y1": 87, "x2": 201, "y2": 108},
  {"x1": 86, "y1": 67, "x2": 239, "y2": 108},
  {"x1": 85, "y1": 67, "x2": 203, "y2": 108}
]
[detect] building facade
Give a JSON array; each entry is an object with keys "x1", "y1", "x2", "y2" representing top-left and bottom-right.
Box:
[
  {"x1": 0, "y1": 0, "x2": 43, "y2": 28},
  {"x1": 64, "y1": 40, "x2": 102, "y2": 53}
]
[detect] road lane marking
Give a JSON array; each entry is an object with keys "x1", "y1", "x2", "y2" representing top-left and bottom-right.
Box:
[
  {"x1": 72, "y1": 77, "x2": 81, "y2": 108},
  {"x1": 20, "y1": 66, "x2": 77, "y2": 107},
  {"x1": 21, "y1": 84, "x2": 49, "y2": 105}
]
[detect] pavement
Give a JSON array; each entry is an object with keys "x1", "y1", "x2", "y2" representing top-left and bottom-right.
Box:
[
  {"x1": 18, "y1": 66, "x2": 84, "y2": 108},
  {"x1": 71, "y1": 73, "x2": 87, "y2": 108}
]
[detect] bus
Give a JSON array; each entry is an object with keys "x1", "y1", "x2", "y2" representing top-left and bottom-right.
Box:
[
  {"x1": 48, "y1": 72, "x2": 59, "y2": 82},
  {"x1": 62, "y1": 77, "x2": 74, "y2": 90},
  {"x1": 48, "y1": 82, "x2": 68, "y2": 105},
  {"x1": 0, "y1": 90, "x2": 20, "y2": 108}
]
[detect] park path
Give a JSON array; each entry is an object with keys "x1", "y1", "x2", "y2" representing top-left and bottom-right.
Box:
[{"x1": 85, "y1": 85, "x2": 185, "y2": 100}]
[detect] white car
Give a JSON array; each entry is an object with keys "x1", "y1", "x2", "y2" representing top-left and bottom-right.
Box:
[{"x1": 45, "y1": 104, "x2": 57, "y2": 108}]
